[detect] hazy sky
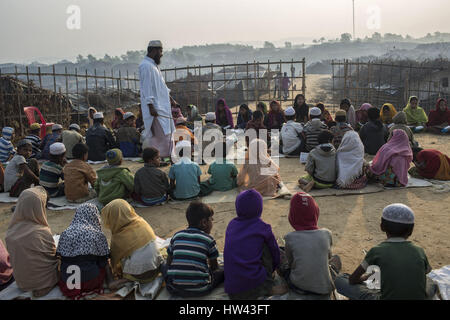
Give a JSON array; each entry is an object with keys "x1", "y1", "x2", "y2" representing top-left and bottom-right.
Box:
[{"x1": 0, "y1": 0, "x2": 449, "y2": 63}]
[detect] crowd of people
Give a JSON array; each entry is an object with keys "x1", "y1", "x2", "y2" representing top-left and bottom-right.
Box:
[{"x1": 0, "y1": 39, "x2": 448, "y2": 301}]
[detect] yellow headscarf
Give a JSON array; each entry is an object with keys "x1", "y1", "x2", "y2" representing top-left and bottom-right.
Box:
[
  {"x1": 380, "y1": 103, "x2": 397, "y2": 124},
  {"x1": 101, "y1": 199, "x2": 156, "y2": 274}
]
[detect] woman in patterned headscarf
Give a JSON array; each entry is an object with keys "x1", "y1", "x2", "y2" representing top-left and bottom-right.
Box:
[{"x1": 57, "y1": 203, "x2": 112, "y2": 299}]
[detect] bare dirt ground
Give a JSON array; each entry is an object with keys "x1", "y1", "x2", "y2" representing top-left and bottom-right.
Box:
[{"x1": 0, "y1": 133, "x2": 449, "y2": 274}]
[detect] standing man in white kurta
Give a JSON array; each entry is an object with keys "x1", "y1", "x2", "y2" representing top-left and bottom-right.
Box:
[{"x1": 139, "y1": 40, "x2": 175, "y2": 158}]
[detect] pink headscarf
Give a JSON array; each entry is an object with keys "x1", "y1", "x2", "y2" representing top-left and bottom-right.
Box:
[
  {"x1": 370, "y1": 129, "x2": 413, "y2": 186},
  {"x1": 356, "y1": 103, "x2": 372, "y2": 123}
]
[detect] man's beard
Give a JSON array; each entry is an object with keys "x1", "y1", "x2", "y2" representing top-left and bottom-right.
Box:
[{"x1": 154, "y1": 55, "x2": 161, "y2": 65}]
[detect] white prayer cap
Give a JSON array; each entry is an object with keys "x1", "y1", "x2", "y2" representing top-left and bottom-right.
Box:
[
  {"x1": 382, "y1": 204, "x2": 415, "y2": 224},
  {"x1": 93, "y1": 112, "x2": 104, "y2": 119},
  {"x1": 49, "y1": 142, "x2": 66, "y2": 156},
  {"x1": 123, "y1": 112, "x2": 135, "y2": 120},
  {"x1": 284, "y1": 106, "x2": 296, "y2": 117},
  {"x1": 309, "y1": 107, "x2": 322, "y2": 116},
  {"x1": 205, "y1": 112, "x2": 216, "y2": 121},
  {"x1": 52, "y1": 124, "x2": 63, "y2": 131},
  {"x1": 69, "y1": 123, "x2": 80, "y2": 131},
  {"x1": 148, "y1": 40, "x2": 163, "y2": 48}
]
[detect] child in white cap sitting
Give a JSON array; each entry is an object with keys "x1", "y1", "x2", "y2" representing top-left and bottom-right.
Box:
[
  {"x1": 335, "y1": 203, "x2": 437, "y2": 300},
  {"x1": 280, "y1": 106, "x2": 304, "y2": 156},
  {"x1": 41, "y1": 124, "x2": 63, "y2": 160},
  {"x1": 39, "y1": 142, "x2": 67, "y2": 197},
  {"x1": 116, "y1": 112, "x2": 141, "y2": 157},
  {"x1": 302, "y1": 107, "x2": 328, "y2": 152}
]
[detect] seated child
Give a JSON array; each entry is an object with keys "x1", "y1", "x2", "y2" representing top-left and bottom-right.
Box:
[
  {"x1": 116, "y1": 112, "x2": 141, "y2": 157},
  {"x1": 63, "y1": 143, "x2": 97, "y2": 203},
  {"x1": 164, "y1": 201, "x2": 223, "y2": 298},
  {"x1": 4, "y1": 139, "x2": 40, "y2": 197},
  {"x1": 0, "y1": 127, "x2": 15, "y2": 164},
  {"x1": 330, "y1": 110, "x2": 353, "y2": 149},
  {"x1": 388, "y1": 111, "x2": 417, "y2": 148},
  {"x1": 102, "y1": 199, "x2": 164, "y2": 283},
  {"x1": 299, "y1": 130, "x2": 336, "y2": 192},
  {"x1": 57, "y1": 203, "x2": 113, "y2": 299},
  {"x1": 245, "y1": 110, "x2": 267, "y2": 132},
  {"x1": 280, "y1": 106, "x2": 304, "y2": 156},
  {"x1": 237, "y1": 139, "x2": 281, "y2": 197},
  {"x1": 200, "y1": 142, "x2": 238, "y2": 196},
  {"x1": 134, "y1": 147, "x2": 170, "y2": 206},
  {"x1": 335, "y1": 204, "x2": 436, "y2": 300},
  {"x1": 302, "y1": 107, "x2": 328, "y2": 151},
  {"x1": 403, "y1": 96, "x2": 428, "y2": 133},
  {"x1": 224, "y1": 189, "x2": 280, "y2": 300},
  {"x1": 25, "y1": 123, "x2": 42, "y2": 159},
  {"x1": 168, "y1": 140, "x2": 202, "y2": 200},
  {"x1": 94, "y1": 148, "x2": 134, "y2": 206},
  {"x1": 366, "y1": 129, "x2": 412, "y2": 188},
  {"x1": 62, "y1": 124, "x2": 85, "y2": 159},
  {"x1": 409, "y1": 147, "x2": 450, "y2": 181},
  {"x1": 359, "y1": 107, "x2": 389, "y2": 155},
  {"x1": 41, "y1": 124, "x2": 63, "y2": 160},
  {"x1": 39, "y1": 142, "x2": 67, "y2": 198},
  {"x1": 280, "y1": 192, "x2": 341, "y2": 299}
]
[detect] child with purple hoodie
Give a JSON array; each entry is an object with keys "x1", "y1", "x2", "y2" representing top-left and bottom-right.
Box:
[{"x1": 224, "y1": 189, "x2": 281, "y2": 300}]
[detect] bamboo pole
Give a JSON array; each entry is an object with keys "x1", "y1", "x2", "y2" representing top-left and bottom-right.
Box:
[
  {"x1": 0, "y1": 68, "x2": 5, "y2": 127},
  {"x1": 38, "y1": 67, "x2": 42, "y2": 89},
  {"x1": 302, "y1": 58, "x2": 306, "y2": 97},
  {"x1": 75, "y1": 68, "x2": 80, "y2": 124},
  {"x1": 210, "y1": 64, "x2": 214, "y2": 113}
]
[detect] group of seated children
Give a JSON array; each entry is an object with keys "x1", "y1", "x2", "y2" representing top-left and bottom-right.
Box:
[{"x1": 0, "y1": 186, "x2": 438, "y2": 300}]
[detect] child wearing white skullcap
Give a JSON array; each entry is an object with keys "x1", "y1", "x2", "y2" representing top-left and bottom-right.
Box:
[{"x1": 335, "y1": 203, "x2": 434, "y2": 300}]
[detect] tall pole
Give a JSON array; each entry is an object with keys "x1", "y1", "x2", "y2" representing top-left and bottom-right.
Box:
[{"x1": 352, "y1": 0, "x2": 355, "y2": 40}]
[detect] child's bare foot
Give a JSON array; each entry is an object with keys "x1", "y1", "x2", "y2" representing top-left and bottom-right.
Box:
[
  {"x1": 298, "y1": 178, "x2": 309, "y2": 185},
  {"x1": 300, "y1": 181, "x2": 314, "y2": 193}
]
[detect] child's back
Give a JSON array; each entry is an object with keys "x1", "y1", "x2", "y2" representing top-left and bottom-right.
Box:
[
  {"x1": 95, "y1": 165, "x2": 134, "y2": 205},
  {"x1": 207, "y1": 160, "x2": 237, "y2": 191},
  {"x1": 224, "y1": 190, "x2": 280, "y2": 297},
  {"x1": 169, "y1": 157, "x2": 202, "y2": 199},
  {"x1": 116, "y1": 126, "x2": 141, "y2": 157},
  {"x1": 306, "y1": 143, "x2": 336, "y2": 184},
  {"x1": 167, "y1": 228, "x2": 219, "y2": 293},
  {"x1": 285, "y1": 229, "x2": 333, "y2": 295},
  {"x1": 135, "y1": 164, "x2": 169, "y2": 199},
  {"x1": 362, "y1": 240, "x2": 430, "y2": 300},
  {"x1": 304, "y1": 119, "x2": 328, "y2": 151}
]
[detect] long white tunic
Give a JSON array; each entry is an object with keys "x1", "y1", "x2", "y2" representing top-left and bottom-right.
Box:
[{"x1": 139, "y1": 56, "x2": 175, "y2": 138}]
